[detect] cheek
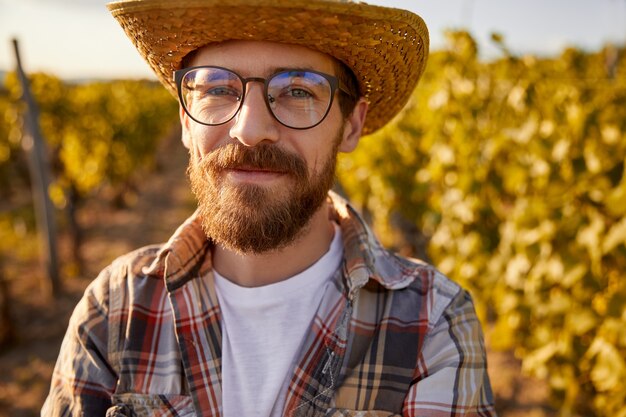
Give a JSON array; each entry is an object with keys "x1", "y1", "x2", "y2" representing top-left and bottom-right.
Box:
[
  {"x1": 185, "y1": 124, "x2": 228, "y2": 156},
  {"x1": 305, "y1": 149, "x2": 334, "y2": 178},
  {"x1": 296, "y1": 128, "x2": 343, "y2": 177}
]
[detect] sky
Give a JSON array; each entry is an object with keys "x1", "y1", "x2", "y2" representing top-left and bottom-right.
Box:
[{"x1": 0, "y1": 0, "x2": 625, "y2": 80}]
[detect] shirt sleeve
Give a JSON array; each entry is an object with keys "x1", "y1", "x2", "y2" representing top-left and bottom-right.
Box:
[
  {"x1": 41, "y1": 267, "x2": 117, "y2": 417},
  {"x1": 402, "y1": 288, "x2": 497, "y2": 417}
]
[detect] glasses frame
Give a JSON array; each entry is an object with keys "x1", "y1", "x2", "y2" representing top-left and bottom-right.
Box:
[{"x1": 174, "y1": 65, "x2": 354, "y2": 130}]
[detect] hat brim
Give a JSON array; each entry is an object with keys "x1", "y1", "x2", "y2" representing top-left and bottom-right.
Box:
[{"x1": 107, "y1": 0, "x2": 429, "y2": 135}]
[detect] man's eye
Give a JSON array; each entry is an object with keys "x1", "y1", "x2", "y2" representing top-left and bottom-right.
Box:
[
  {"x1": 285, "y1": 88, "x2": 313, "y2": 98},
  {"x1": 206, "y1": 86, "x2": 239, "y2": 96}
]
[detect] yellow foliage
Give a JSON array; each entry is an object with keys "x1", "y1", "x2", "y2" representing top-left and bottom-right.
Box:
[
  {"x1": 0, "y1": 72, "x2": 178, "y2": 284},
  {"x1": 337, "y1": 33, "x2": 626, "y2": 417},
  {"x1": 2, "y1": 73, "x2": 178, "y2": 198}
]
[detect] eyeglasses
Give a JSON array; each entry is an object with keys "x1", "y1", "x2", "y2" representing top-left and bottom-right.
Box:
[{"x1": 174, "y1": 66, "x2": 354, "y2": 130}]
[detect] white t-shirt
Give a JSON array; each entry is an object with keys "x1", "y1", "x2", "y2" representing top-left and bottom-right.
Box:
[{"x1": 214, "y1": 224, "x2": 343, "y2": 417}]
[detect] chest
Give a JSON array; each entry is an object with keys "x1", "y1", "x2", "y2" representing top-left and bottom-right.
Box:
[{"x1": 107, "y1": 278, "x2": 425, "y2": 416}]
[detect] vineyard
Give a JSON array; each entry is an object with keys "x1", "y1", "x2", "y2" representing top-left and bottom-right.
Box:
[
  {"x1": 1, "y1": 32, "x2": 625, "y2": 416},
  {"x1": 0, "y1": 72, "x2": 179, "y2": 278},
  {"x1": 338, "y1": 32, "x2": 626, "y2": 417}
]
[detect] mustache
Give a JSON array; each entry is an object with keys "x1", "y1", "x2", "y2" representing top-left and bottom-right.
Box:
[{"x1": 200, "y1": 142, "x2": 308, "y2": 179}]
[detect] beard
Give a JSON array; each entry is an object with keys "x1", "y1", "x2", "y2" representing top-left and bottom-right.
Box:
[{"x1": 187, "y1": 134, "x2": 341, "y2": 254}]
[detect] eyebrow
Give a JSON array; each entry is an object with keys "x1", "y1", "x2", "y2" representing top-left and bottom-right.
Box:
[{"x1": 268, "y1": 66, "x2": 317, "y2": 74}]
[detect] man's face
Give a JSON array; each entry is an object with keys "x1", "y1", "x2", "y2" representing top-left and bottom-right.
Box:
[{"x1": 182, "y1": 41, "x2": 361, "y2": 254}]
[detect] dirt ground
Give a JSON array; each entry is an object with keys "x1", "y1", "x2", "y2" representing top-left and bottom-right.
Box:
[{"x1": 0, "y1": 133, "x2": 559, "y2": 416}]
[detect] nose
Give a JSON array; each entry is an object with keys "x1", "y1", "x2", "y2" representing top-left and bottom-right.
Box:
[{"x1": 229, "y1": 82, "x2": 279, "y2": 147}]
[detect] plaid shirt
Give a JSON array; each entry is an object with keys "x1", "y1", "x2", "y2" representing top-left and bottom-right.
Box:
[{"x1": 42, "y1": 192, "x2": 496, "y2": 417}]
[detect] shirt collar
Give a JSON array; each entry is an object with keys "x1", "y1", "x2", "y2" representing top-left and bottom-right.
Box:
[
  {"x1": 328, "y1": 191, "x2": 421, "y2": 298},
  {"x1": 143, "y1": 191, "x2": 420, "y2": 294},
  {"x1": 141, "y1": 211, "x2": 213, "y2": 292}
]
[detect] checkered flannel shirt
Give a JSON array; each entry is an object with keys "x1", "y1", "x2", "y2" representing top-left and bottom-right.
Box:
[{"x1": 42, "y1": 192, "x2": 496, "y2": 416}]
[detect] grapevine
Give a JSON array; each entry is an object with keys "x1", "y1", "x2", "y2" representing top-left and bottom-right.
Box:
[{"x1": 338, "y1": 32, "x2": 626, "y2": 417}]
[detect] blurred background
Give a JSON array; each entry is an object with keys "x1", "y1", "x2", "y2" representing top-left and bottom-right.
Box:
[{"x1": 0, "y1": 1, "x2": 625, "y2": 416}]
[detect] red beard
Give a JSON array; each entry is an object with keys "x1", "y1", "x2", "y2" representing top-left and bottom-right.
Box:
[{"x1": 187, "y1": 139, "x2": 339, "y2": 254}]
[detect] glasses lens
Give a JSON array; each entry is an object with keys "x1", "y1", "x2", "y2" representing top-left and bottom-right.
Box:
[
  {"x1": 267, "y1": 71, "x2": 333, "y2": 129},
  {"x1": 180, "y1": 67, "x2": 243, "y2": 125}
]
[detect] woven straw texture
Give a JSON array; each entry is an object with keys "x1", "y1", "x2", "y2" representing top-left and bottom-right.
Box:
[{"x1": 107, "y1": 0, "x2": 429, "y2": 135}]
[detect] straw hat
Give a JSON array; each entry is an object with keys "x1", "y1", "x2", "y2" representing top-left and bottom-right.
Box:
[{"x1": 107, "y1": 0, "x2": 429, "y2": 135}]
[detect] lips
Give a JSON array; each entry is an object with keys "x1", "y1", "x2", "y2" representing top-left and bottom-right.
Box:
[
  {"x1": 230, "y1": 165, "x2": 286, "y2": 174},
  {"x1": 223, "y1": 165, "x2": 287, "y2": 184}
]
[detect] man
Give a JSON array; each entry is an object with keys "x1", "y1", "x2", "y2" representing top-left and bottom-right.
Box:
[{"x1": 43, "y1": 0, "x2": 496, "y2": 416}]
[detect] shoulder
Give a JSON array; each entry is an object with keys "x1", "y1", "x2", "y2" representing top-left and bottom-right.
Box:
[
  {"x1": 81, "y1": 244, "x2": 168, "y2": 309},
  {"x1": 368, "y1": 250, "x2": 473, "y2": 330}
]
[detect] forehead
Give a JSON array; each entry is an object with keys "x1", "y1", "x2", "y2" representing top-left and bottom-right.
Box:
[{"x1": 188, "y1": 40, "x2": 337, "y2": 76}]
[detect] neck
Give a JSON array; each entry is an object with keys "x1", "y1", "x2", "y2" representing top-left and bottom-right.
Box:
[{"x1": 212, "y1": 202, "x2": 336, "y2": 287}]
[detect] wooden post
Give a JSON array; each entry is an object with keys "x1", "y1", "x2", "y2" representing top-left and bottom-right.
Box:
[
  {"x1": 12, "y1": 39, "x2": 61, "y2": 296},
  {"x1": 0, "y1": 255, "x2": 16, "y2": 349}
]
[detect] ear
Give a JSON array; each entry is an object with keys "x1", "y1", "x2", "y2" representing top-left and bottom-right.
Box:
[
  {"x1": 338, "y1": 98, "x2": 369, "y2": 153},
  {"x1": 179, "y1": 105, "x2": 192, "y2": 149}
]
